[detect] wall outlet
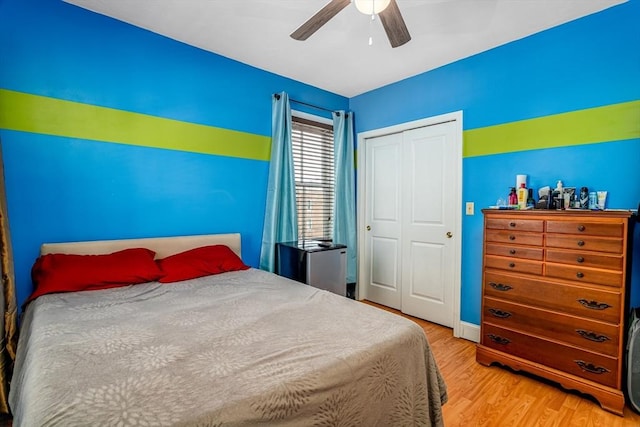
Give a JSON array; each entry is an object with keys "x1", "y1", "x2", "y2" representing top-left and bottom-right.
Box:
[{"x1": 466, "y1": 202, "x2": 474, "y2": 215}]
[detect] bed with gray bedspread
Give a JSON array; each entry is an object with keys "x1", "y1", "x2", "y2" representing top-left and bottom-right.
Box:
[{"x1": 10, "y1": 268, "x2": 447, "y2": 426}]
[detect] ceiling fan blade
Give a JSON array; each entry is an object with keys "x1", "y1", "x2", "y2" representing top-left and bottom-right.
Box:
[
  {"x1": 379, "y1": 0, "x2": 411, "y2": 48},
  {"x1": 290, "y1": 0, "x2": 351, "y2": 41}
]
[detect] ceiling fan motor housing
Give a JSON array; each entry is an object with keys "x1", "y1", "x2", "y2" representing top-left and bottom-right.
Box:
[{"x1": 354, "y1": 0, "x2": 391, "y2": 15}]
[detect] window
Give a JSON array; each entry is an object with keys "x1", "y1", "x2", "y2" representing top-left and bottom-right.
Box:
[{"x1": 291, "y1": 116, "x2": 334, "y2": 242}]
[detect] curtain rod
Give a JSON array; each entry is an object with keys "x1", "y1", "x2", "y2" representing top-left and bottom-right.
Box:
[{"x1": 273, "y1": 93, "x2": 348, "y2": 117}]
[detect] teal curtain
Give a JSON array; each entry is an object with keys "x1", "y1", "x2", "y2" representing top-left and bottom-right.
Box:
[
  {"x1": 260, "y1": 92, "x2": 298, "y2": 272},
  {"x1": 332, "y1": 111, "x2": 357, "y2": 283}
]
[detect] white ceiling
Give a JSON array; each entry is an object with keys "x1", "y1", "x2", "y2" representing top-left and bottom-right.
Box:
[{"x1": 64, "y1": 0, "x2": 626, "y2": 97}]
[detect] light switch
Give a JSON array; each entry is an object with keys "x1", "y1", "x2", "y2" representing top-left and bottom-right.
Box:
[{"x1": 466, "y1": 202, "x2": 474, "y2": 216}]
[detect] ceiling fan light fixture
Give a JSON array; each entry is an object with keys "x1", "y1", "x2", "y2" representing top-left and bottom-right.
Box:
[
  {"x1": 354, "y1": 0, "x2": 391, "y2": 15},
  {"x1": 291, "y1": 0, "x2": 410, "y2": 49}
]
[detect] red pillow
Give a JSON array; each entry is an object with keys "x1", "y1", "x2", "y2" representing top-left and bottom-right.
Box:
[
  {"x1": 157, "y1": 245, "x2": 248, "y2": 283},
  {"x1": 28, "y1": 248, "x2": 163, "y2": 303}
]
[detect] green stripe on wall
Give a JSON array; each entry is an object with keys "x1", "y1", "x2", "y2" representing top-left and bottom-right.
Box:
[
  {"x1": 463, "y1": 100, "x2": 640, "y2": 157},
  {"x1": 0, "y1": 89, "x2": 271, "y2": 161}
]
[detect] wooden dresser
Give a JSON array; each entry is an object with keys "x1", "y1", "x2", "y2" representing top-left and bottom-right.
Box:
[{"x1": 476, "y1": 209, "x2": 635, "y2": 415}]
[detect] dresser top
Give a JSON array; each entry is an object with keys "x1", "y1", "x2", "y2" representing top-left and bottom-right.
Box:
[{"x1": 482, "y1": 209, "x2": 635, "y2": 219}]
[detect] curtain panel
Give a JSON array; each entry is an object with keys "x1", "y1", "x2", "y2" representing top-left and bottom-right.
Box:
[
  {"x1": 332, "y1": 111, "x2": 357, "y2": 284},
  {"x1": 259, "y1": 92, "x2": 298, "y2": 272}
]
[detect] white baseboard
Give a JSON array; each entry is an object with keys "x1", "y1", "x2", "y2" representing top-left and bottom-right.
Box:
[{"x1": 457, "y1": 321, "x2": 480, "y2": 343}]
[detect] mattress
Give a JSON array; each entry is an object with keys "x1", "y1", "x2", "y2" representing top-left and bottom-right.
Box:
[{"x1": 10, "y1": 268, "x2": 447, "y2": 426}]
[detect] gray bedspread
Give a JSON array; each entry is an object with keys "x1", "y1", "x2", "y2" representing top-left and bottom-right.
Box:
[{"x1": 10, "y1": 268, "x2": 447, "y2": 426}]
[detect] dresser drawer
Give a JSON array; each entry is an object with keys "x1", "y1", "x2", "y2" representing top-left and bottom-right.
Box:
[
  {"x1": 486, "y1": 243, "x2": 544, "y2": 261},
  {"x1": 546, "y1": 249, "x2": 623, "y2": 270},
  {"x1": 484, "y1": 272, "x2": 621, "y2": 323},
  {"x1": 546, "y1": 220, "x2": 624, "y2": 238},
  {"x1": 485, "y1": 230, "x2": 543, "y2": 246},
  {"x1": 486, "y1": 218, "x2": 544, "y2": 232},
  {"x1": 481, "y1": 324, "x2": 618, "y2": 388},
  {"x1": 483, "y1": 297, "x2": 619, "y2": 356},
  {"x1": 545, "y1": 264, "x2": 623, "y2": 288},
  {"x1": 545, "y1": 235, "x2": 623, "y2": 254},
  {"x1": 485, "y1": 256, "x2": 543, "y2": 275}
]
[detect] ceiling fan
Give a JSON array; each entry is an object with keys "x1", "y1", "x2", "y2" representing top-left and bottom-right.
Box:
[{"x1": 290, "y1": 0, "x2": 411, "y2": 48}]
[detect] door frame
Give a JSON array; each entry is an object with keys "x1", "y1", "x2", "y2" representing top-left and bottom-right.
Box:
[{"x1": 356, "y1": 110, "x2": 464, "y2": 338}]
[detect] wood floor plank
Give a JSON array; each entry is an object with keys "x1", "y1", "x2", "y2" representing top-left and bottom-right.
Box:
[{"x1": 363, "y1": 300, "x2": 640, "y2": 426}]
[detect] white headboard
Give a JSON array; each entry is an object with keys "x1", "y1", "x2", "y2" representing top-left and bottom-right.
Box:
[{"x1": 40, "y1": 233, "x2": 242, "y2": 259}]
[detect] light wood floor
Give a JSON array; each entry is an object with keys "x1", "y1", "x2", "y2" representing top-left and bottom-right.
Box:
[{"x1": 364, "y1": 301, "x2": 640, "y2": 427}]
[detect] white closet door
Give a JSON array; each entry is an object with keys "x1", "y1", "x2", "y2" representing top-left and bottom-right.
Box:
[
  {"x1": 361, "y1": 118, "x2": 459, "y2": 328},
  {"x1": 362, "y1": 133, "x2": 403, "y2": 309},
  {"x1": 400, "y1": 122, "x2": 457, "y2": 327}
]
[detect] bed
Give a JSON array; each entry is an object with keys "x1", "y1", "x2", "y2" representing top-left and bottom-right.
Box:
[{"x1": 9, "y1": 233, "x2": 447, "y2": 426}]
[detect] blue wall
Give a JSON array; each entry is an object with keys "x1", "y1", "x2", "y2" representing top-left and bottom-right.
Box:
[
  {"x1": 1, "y1": 0, "x2": 638, "y2": 323},
  {"x1": 0, "y1": 0, "x2": 348, "y2": 309},
  {"x1": 351, "y1": 0, "x2": 640, "y2": 325}
]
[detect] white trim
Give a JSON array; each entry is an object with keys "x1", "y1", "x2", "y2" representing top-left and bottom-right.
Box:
[
  {"x1": 459, "y1": 321, "x2": 481, "y2": 343},
  {"x1": 356, "y1": 111, "x2": 464, "y2": 338}
]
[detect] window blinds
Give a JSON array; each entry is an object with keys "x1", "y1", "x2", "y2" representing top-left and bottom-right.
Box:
[{"x1": 291, "y1": 117, "x2": 335, "y2": 242}]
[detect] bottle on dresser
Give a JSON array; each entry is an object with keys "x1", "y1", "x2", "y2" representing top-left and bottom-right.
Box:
[
  {"x1": 526, "y1": 188, "x2": 535, "y2": 208},
  {"x1": 517, "y1": 183, "x2": 528, "y2": 209},
  {"x1": 508, "y1": 187, "x2": 518, "y2": 206}
]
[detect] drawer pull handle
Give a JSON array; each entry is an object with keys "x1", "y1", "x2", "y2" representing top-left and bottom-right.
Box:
[
  {"x1": 509, "y1": 222, "x2": 516, "y2": 228},
  {"x1": 488, "y1": 334, "x2": 510, "y2": 345},
  {"x1": 576, "y1": 272, "x2": 584, "y2": 279},
  {"x1": 509, "y1": 262, "x2": 516, "y2": 268},
  {"x1": 576, "y1": 256, "x2": 584, "y2": 263},
  {"x1": 509, "y1": 235, "x2": 516, "y2": 241},
  {"x1": 489, "y1": 309, "x2": 512, "y2": 319},
  {"x1": 509, "y1": 249, "x2": 516, "y2": 255},
  {"x1": 577, "y1": 299, "x2": 611, "y2": 310},
  {"x1": 577, "y1": 240, "x2": 585, "y2": 247},
  {"x1": 489, "y1": 282, "x2": 513, "y2": 292},
  {"x1": 578, "y1": 225, "x2": 586, "y2": 232},
  {"x1": 575, "y1": 360, "x2": 609, "y2": 375},
  {"x1": 576, "y1": 329, "x2": 610, "y2": 343}
]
